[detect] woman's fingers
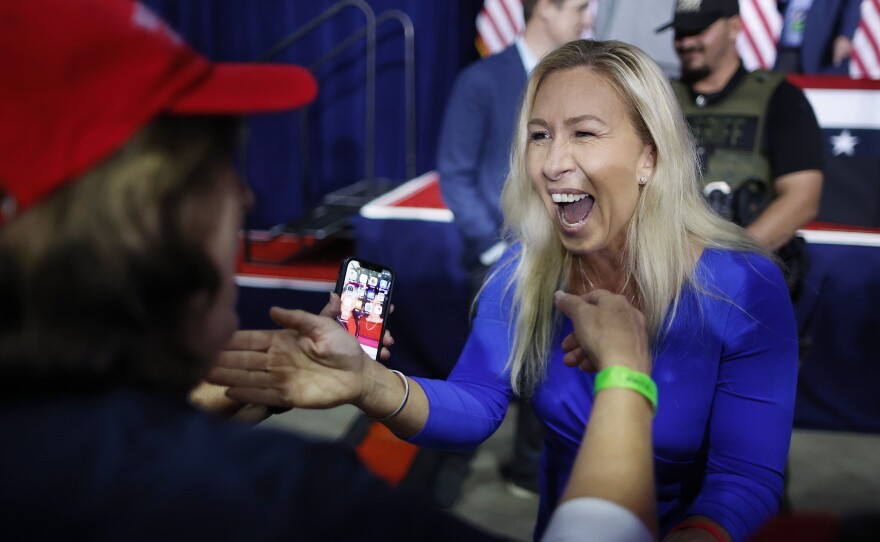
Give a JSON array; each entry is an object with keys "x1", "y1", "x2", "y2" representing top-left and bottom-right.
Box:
[
  {"x1": 562, "y1": 346, "x2": 584, "y2": 367},
  {"x1": 318, "y1": 292, "x2": 342, "y2": 318}
]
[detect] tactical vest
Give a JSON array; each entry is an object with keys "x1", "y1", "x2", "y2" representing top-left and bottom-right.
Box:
[{"x1": 673, "y1": 71, "x2": 784, "y2": 224}]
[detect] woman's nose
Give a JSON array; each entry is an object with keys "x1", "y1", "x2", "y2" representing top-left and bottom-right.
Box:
[{"x1": 542, "y1": 140, "x2": 575, "y2": 182}]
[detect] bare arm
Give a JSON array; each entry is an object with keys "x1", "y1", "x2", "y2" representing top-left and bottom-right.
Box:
[
  {"x1": 746, "y1": 169, "x2": 822, "y2": 251},
  {"x1": 551, "y1": 290, "x2": 657, "y2": 539}
]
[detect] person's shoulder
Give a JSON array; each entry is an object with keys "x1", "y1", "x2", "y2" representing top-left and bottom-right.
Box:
[
  {"x1": 457, "y1": 46, "x2": 522, "y2": 84},
  {"x1": 701, "y1": 247, "x2": 778, "y2": 275},
  {"x1": 699, "y1": 248, "x2": 785, "y2": 293},
  {"x1": 763, "y1": 72, "x2": 811, "y2": 106},
  {"x1": 749, "y1": 69, "x2": 786, "y2": 86}
]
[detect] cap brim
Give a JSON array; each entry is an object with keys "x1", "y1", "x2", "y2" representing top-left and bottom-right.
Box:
[
  {"x1": 664, "y1": 13, "x2": 723, "y2": 37},
  {"x1": 655, "y1": 20, "x2": 673, "y2": 33},
  {"x1": 168, "y1": 63, "x2": 318, "y2": 114}
]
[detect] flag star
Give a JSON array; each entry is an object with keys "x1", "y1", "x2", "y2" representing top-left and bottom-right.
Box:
[{"x1": 831, "y1": 130, "x2": 859, "y2": 156}]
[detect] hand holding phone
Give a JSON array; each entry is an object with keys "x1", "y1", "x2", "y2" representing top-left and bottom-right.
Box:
[{"x1": 334, "y1": 256, "x2": 394, "y2": 360}]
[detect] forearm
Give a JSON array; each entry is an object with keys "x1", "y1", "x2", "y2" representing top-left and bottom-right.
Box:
[
  {"x1": 561, "y1": 387, "x2": 656, "y2": 538},
  {"x1": 745, "y1": 170, "x2": 821, "y2": 250},
  {"x1": 356, "y1": 359, "x2": 429, "y2": 439}
]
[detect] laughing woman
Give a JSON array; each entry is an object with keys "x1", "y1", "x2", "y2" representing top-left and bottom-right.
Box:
[{"x1": 211, "y1": 40, "x2": 798, "y2": 542}]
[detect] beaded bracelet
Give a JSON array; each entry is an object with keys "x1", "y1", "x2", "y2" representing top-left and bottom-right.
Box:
[
  {"x1": 376, "y1": 369, "x2": 410, "y2": 421},
  {"x1": 593, "y1": 365, "x2": 658, "y2": 415}
]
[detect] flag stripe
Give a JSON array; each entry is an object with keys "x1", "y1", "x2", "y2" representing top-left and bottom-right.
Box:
[
  {"x1": 738, "y1": 27, "x2": 767, "y2": 69},
  {"x1": 496, "y1": 0, "x2": 519, "y2": 35},
  {"x1": 486, "y1": 0, "x2": 519, "y2": 40},
  {"x1": 803, "y1": 89, "x2": 880, "y2": 128},
  {"x1": 737, "y1": 0, "x2": 781, "y2": 70},
  {"x1": 751, "y1": 0, "x2": 777, "y2": 43},
  {"x1": 476, "y1": 0, "x2": 523, "y2": 56}
]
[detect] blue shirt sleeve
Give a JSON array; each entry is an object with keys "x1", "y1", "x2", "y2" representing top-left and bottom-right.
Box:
[
  {"x1": 685, "y1": 253, "x2": 799, "y2": 541},
  {"x1": 407, "y1": 259, "x2": 518, "y2": 450}
]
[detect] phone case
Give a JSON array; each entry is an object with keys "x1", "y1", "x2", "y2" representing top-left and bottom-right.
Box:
[{"x1": 334, "y1": 256, "x2": 394, "y2": 360}]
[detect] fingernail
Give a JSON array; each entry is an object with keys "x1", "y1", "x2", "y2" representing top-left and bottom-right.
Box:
[{"x1": 554, "y1": 290, "x2": 565, "y2": 301}]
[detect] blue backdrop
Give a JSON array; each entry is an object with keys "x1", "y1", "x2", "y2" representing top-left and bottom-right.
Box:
[{"x1": 144, "y1": 0, "x2": 482, "y2": 230}]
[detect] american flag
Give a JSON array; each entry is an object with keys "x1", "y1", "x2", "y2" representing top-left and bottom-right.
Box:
[
  {"x1": 475, "y1": 0, "x2": 523, "y2": 56},
  {"x1": 475, "y1": 0, "x2": 879, "y2": 79},
  {"x1": 737, "y1": 0, "x2": 782, "y2": 70},
  {"x1": 852, "y1": 0, "x2": 880, "y2": 78}
]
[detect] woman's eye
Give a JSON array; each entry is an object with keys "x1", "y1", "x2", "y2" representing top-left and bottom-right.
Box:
[
  {"x1": 574, "y1": 131, "x2": 595, "y2": 138},
  {"x1": 529, "y1": 131, "x2": 550, "y2": 141}
]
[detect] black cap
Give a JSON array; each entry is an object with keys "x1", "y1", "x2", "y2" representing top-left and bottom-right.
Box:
[{"x1": 656, "y1": 0, "x2": 740, "y2": 35}]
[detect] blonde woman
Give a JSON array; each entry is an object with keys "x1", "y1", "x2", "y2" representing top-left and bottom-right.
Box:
[{"x1": 212, "y1": 40, "x2": 798, "y2": 542}]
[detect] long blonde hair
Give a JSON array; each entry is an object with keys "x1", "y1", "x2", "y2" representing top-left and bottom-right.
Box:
[{"x1": 499, "y1": 40, "x2": 762, "y2": 393}]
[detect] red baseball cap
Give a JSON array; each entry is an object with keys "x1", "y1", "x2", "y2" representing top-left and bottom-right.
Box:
[{"x1": 0, "y1": 0, "x2": 318, "y2": 220}]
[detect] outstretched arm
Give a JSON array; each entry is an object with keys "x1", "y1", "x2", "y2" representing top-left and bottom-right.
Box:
[{"x1": 542, "y1": 290, "x2": 657, "y2": 541}]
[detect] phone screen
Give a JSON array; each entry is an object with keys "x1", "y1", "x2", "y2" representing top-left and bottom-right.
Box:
[{"x1": 335, "y1": 257, "x2": 394, "y2": 360}]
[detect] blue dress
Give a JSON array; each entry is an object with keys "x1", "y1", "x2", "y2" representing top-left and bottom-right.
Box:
[{"x1": 409, "y1": 248, "x2": 799, "y2": 542}]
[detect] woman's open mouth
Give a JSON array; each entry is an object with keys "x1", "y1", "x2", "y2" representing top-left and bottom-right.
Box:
[{"x1": 551, "y1": 192, "x2": 594, "y2": 229}]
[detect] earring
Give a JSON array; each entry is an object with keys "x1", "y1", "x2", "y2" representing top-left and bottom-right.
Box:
[{"x1": 638, "y1": 176, "x2": 648, "y2": 185}]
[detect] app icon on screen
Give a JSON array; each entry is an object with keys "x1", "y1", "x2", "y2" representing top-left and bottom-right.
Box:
[
  {"x1": 379, "y1": 279, "x2": 388, "y2": 290},
  {"x1": 368, "y1": 276, "x2": 378, "y2": 287}
]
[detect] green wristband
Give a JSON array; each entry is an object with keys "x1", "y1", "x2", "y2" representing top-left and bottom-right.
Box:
[{"x1": 594, "y1": 366, "x2": 658, "y2": 415}]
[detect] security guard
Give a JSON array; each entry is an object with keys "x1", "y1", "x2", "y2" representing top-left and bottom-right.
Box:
[{"x1": 659, "y1": 0, "x2": 824, "y2": 299}]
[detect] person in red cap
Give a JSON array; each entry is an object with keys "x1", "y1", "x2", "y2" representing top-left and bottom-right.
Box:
[
  {"x1": 0, "y1": 1, "x2": 503, "y2": 539},
  {"x1": 0, "y1": 1, "x2": 664, "y2": 541}
]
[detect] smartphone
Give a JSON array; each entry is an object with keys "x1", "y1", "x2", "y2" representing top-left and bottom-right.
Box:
[{"x1": 334, "y1": 256, "x2": 394, "y2": 360}]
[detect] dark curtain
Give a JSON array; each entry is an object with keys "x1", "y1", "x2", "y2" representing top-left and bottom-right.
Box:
[{"x1": 144, "y1": 0, "x2": 482, "y2": 229}]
